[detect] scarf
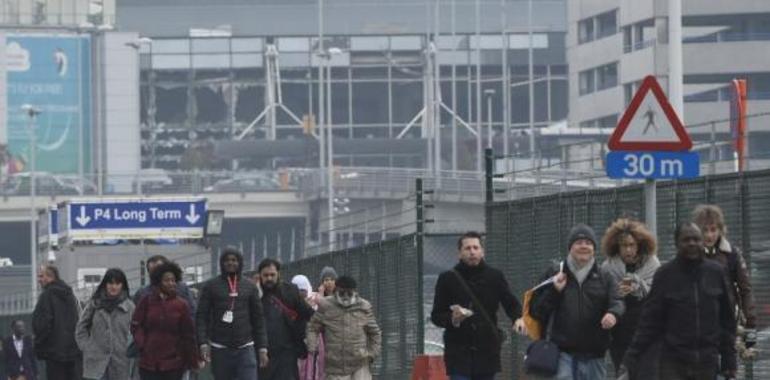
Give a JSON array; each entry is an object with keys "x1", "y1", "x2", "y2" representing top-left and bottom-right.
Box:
[
  {"x1": 95, "y1": 290, "x2": 127, "y2": 313},
  {"x1": 567, "y1": 254, "x2": 595, "y2": 285},
  {"x1": 603, "y1": 255, "x2": 661, "y2": 298}
]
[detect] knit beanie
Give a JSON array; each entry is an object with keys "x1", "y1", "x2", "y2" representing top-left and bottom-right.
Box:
[
  {"x1": 320, "y1": 266, "x2": 338, "y2": 282},
  {"x1": 568, "y1": 224, "x2": 597, "y2": 250}
]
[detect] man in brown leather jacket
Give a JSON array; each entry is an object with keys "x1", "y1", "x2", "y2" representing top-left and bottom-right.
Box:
[{"x1": 692, "y1": 205, "x2": 757, "y2": 356}]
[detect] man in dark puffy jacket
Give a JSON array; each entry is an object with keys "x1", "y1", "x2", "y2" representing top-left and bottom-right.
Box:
[
  {"x1": 32, "y1": 265, "x2": 82, "y2": 380},
  {"x1": 623, "y1": 223, "x2": 737, "y2": 380},
  {"x1": 431, "y1": 231, "x2": 522, "y2": 379},
  {"x1": 197, "y1": 248, "x2": 269, "y2": 380},
  {"x1": 258, "y1": 258, "x2": 314, "y2": 380},
  {"x1": 530, "y1": 224, "x2": 624, "y2": 379}
]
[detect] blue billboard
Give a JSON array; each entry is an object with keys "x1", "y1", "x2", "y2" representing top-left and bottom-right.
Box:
[{"x1": 6, "y1": 34, "x2": 92, "y2": 174}]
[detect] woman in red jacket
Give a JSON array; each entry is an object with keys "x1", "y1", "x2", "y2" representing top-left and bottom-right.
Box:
[{"x1": 131, "y1": 262, "x2": 199, "y2": 380}]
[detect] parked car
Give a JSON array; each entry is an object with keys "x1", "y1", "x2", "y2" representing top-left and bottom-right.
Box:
[
  {"x1": 203, "y1": 173, "x2": 282, "y2": 192},
  {"x1": 3, "y1": 172, "x2": 83, "y2": 196},
  {"x1": 133, "y1": 168, "x2": 175, "y2": 193}
]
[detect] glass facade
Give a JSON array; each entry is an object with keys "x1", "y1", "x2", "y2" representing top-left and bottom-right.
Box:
[{"x1": 140, "y1": 33, "x2": 568, "y2": 170}]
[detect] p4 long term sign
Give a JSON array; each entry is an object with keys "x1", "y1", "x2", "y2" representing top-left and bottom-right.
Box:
[{"x1": 58, "y1": 197, "x2": 207, "y2": 241}]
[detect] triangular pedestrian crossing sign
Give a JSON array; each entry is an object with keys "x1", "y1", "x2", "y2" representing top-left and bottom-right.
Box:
[{"x1": 608, "y1": 75, "x2": 692, "y2": 151}]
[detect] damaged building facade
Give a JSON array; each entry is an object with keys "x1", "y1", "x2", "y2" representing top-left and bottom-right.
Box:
[{"x1": 120, "y1": 0, "x2": 570, "y2": 172}]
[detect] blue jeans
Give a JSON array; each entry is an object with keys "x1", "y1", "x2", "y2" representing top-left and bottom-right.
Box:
[
  {"x1": 211, "y1": 345, "x2": 258, "y2": 380},
  {"x1": 555, "y1": 352, "x2": 606, "y2": 380},
  {"x1": 449, "y1": 374, "x2": 495, "y2": 380}
]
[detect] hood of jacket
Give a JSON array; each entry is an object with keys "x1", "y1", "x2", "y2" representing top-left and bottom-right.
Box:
[
  {"x1": 46, "y1": 279, "x2": 75, "y2": 300},
  {"x1": 219, "y1": 250, "x2": 244, "y2": 276}
]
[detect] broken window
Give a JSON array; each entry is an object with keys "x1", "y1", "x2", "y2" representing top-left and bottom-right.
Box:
[{"x1": 155, "y1": 84, "x2": 188, "y2": 125}]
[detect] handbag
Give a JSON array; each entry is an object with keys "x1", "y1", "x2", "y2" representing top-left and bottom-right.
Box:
[
  {"x1": 450, "y1": 270, "x2": 505, "y2": 346},
  {"x1": 523, "y1": 297, "x2": 560, "y2": 375}
]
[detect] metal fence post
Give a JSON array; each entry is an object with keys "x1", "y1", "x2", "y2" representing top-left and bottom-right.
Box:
[
  {"x1": 740, "y1": 172, "x2": 754, "y2": 380},
  {"x1": 415, "y1": 178, "x2": 425, "y2": 356},
  {"x1": 485, "y1": 148, "x2": 494, "y2": 203}
]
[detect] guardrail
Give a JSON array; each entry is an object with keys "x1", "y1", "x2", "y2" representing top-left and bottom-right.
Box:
[{"x1": 0, "y1": 170, "x2": 302, "y2": 198}]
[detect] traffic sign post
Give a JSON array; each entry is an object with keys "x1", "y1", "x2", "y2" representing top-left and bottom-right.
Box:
[
  {"x1": 59, "y1": 198, "x2": 208, "y2": 242},
  {"x1": 606, "y1": 76, "x2": 699, "y2": 234}
]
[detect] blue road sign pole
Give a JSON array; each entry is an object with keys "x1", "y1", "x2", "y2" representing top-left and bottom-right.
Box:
[{"x1": 645, "y1": 179, "x2": 657, "y2": 236}]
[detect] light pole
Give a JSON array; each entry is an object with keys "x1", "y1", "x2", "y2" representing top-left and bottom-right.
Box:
[
  {"x1": 485, "y1": 89, "x2": 495, "y2": 148},
  {"x1": 22, "y1": 104, "x2": 41, "y2": 298},
  {"x1": 527, "y1": 0, "x2": 536, "y2": 169},
  {"x1": 324, "y1": 47, "x2": 342, "y2": 249}
]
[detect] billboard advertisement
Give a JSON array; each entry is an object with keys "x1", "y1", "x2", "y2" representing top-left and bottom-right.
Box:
[{"x1": 4, "y1": 34, "x2": 91, "y2": 174}]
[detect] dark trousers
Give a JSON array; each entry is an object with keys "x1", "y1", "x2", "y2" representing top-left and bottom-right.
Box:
[
  {"x1": 659, "y1": 356, "x2": 717, "y2": 380},
  {"x1": 211, "y1": 346, "x2": 257, "y2": 380},
  {"x1": 45, "y1": 360, "x2": 81, "y2": 380},
  {"x1": 449, "y1": 374, "x2": 495, "y2": 380},
  {"x1": 259, "y1": 349, "x2": 299, "y2": 380},
  {"x1": 139, "y1": 368, "x2": 185, "y2": 380}
]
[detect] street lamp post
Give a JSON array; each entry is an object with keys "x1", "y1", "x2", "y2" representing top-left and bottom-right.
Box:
[
  {"x1": 22, "y1": 104, "x2": 41, "y2": 298},
  {"x1": 324, "y1": 47, "x2": 342, "y2": 249}
]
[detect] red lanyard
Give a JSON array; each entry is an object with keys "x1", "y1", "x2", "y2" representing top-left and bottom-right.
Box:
[{"x1": 227, "y1": 276, "x2": 238, "y2": 310}]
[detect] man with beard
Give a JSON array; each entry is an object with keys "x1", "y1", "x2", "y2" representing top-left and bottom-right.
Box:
[
  {"x1": 307, "y1": 275, "x2": 381, "y2": 380},
  {"x1": 32, "y1": 265, "x2": 82, "y2": 380},
  {"x1": 197, "y1": 248, "x2": 269, "y2": 380},
  {"x1": 622, "y1": 223, "x2": 737, "y2": 380},
  {"x1": 258, "y1": 258, "x2": 314, "y2": 380}
]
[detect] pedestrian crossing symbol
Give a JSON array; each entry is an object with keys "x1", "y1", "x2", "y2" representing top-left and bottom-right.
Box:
[{"x1": 608, "y1": 75, "x2": 692, "y2": 151}]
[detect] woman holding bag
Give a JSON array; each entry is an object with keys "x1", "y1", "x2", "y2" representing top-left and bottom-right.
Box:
[{"x1": 75, "y1": 268, "x2": 136, "y2": 380}]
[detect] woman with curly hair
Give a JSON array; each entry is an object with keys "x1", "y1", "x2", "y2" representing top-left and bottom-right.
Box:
[
  {"x1": 131, "y1": 262, "x2": 199, "y2": 380},
  {"x1": 600, "y1": 218, "x2": 660, "y2": 373}
]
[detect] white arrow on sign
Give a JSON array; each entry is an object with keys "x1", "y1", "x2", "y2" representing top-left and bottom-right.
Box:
[
  {"x1": 75, "y1": 206, "x2": 91, "y2": 227},
  {"x1": 185, "y1": 204, "x2": 200, "y2": 225}
]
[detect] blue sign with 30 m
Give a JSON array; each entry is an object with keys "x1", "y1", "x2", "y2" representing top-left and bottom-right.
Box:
[{"x1": 606, "y1": 151, "x2": 700, "y2": 180}]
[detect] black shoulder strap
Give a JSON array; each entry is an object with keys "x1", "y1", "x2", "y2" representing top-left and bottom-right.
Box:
[
  {"x1": 727, "y1": 250, "x2": 739, "y2": 283},
  {"x1": 450, "y1": 269, "x2": 500, "y2": 339}
]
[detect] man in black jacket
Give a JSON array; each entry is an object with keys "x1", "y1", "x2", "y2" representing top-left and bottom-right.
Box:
[
  {"x1": 430, "y1": 231, "x2": 521, "y2": 380},
  {"x1": 197, "y1": 248, "x2": 269, "y2": 380},
  {"x1": 623, "y1": 223, "x2": 737, "y2": 380},
  {"x1": 4, "y1": 320, "x2": 37, "y2": 380},
  {"x1": 530, "y1": 224, "x2": 624, "y2": 379},
  {"x1": 31, "y1": 265, "x2": 81, "y2": 380},
  {"x1": 257, "y1": 258, "x2": 314, "y2": 380}
]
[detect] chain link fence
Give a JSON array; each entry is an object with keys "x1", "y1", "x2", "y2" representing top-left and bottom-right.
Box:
[{"x1": 486, "y1": 168, "x2": 770, "y2": 380}]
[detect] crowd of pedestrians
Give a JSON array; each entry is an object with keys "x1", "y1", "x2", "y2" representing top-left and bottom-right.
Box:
[
  {"x1": 430, "y1": 204, "x2": 753, "y2": 380},
  {"x1": 0, "y1": 249, "x2": 380, "y2": 380},
  {"x1": 0, "y1": 203, "x2": 756, "y2": 380}
]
